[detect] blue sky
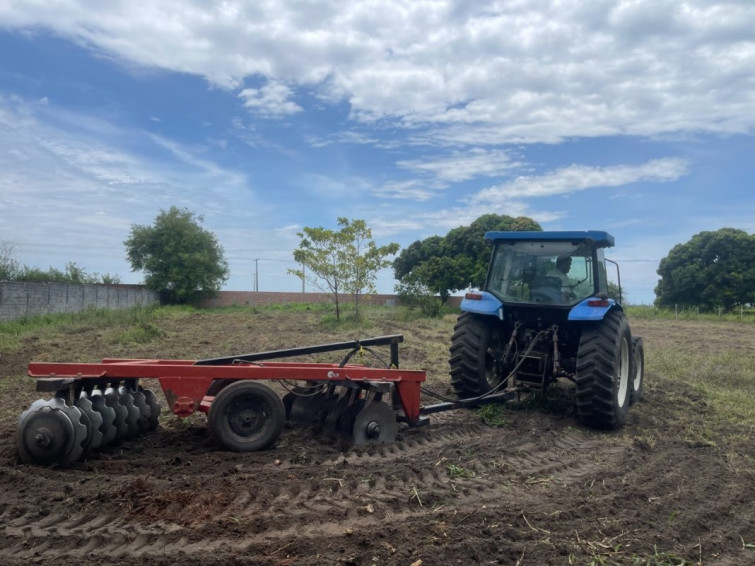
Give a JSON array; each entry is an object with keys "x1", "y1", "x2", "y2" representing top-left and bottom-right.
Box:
[{"x1": 1, "y1": 1, "x2": 753, "y2": 304}]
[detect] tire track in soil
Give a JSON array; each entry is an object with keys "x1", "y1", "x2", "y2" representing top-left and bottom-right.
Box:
[{"x1": 1, "y1": 421, "x2": 631, "y2": 561}]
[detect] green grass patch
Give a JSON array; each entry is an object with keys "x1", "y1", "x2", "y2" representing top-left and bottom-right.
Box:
[
  {"x1": 111, "y1": 321, "x2": 166, "y2": 345},
  {"x1": 649, "y1": 347, "x2": 755, "y2": 445},
  {"x1": 445, "y1": 463, "x2": 476, "y2": 478},
  {"x1": 0, "y1": 304, "x2": 168, "y2": 351},
  {"x1": 477, "y1": 403, "x2": 511, "y2": 427},
  {"x1": 626, "y1": 305, "x2": 755, "y2": 324}
]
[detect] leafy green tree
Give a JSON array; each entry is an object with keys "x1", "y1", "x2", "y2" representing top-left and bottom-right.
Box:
[
  {"x1": 289, "y1": 218, "x2": 398, "y2": 320},
  {"x1": 655, "y1": 228, "x2": 755, "y2": 311},
  {"x1": 125, "y1": 207, "x2": 229, "y2": 304},
  {"x1": 0, "y1": 241, "x2": 20, "y2": 280},
  {"x1": 13, "y1": 262, "x2": 120, "y2": 284},
  {"x1": 393, "y1": 214, "x2": 541, "y2": 303},
  {"x1": 341, "y1": 219, "x2": 400, "y2": 317}
]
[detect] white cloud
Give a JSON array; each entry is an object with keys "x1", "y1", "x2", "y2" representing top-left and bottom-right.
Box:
[
  {"x1": 0, "y1": 1, "x2": 752, "y2": 141},
  {"x1": 474, "y1": 158, "x2": 691, "y2": 201},
  {"x1": 397, "y1": 149, "x2": 522, "y2": 182},
  {"x1": 0, "y1": 96, "x2": 262, "y2": 278},
  {"x1": 371, "y1": 180, "x2": 441, "y2": 202},
  {"x1": 238, "y1": 81, "x2": 302, "y2": 117}
]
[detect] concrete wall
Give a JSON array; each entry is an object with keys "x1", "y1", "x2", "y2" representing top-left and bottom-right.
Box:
[
  {"x1": 0, "y1": 281, "x2": 158, "y2": 321},
  {"x1": 201, "y1": 291, "x2": 463, "y2": 309}
]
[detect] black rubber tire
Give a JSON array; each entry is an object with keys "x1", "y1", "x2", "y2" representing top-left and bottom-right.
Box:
[
  {"x1": 631, "y1": 337, "x2": 645, "y2": 404},
  {"x1": 208, "y1": 381, "x2": 285, "y2": 452},
  {"x1": 449, "y1": 312, "x2": 506, "y2": 399},
  {"x1": 575, "y1": 309, "x2": 633, "y2": 429}
]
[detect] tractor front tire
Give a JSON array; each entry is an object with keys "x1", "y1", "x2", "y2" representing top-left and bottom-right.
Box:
[
  {"x1": 575, "y1": 309, "x2": 632, "y2": 429},
  {"x1": 449, "y1": 313, "x2": 506, "y2": 399}
]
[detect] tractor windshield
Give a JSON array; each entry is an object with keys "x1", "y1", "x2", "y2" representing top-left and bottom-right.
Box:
[{"x1": 485, "y1": 240, "x2": 605, "y2": 306}]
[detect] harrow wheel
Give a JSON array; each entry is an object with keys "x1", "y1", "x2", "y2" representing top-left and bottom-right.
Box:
[
  {"x1": 16, "y1": 398, "x2": 88, "y2": 466},
  {"x1": 209, "y1": 381, "x2": 285, "y2": 452},
  {"x1": 350, "y1": 402, "x2": 398, "y2": 445}
]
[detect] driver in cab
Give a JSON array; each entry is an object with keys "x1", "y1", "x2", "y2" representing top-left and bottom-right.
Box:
[{"x1": 547, "y1": 255, "x2": 573, "y2": 302}]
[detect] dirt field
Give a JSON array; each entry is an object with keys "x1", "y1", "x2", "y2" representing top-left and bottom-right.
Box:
[{"x1": 1, "y1": 307, "x2": 754, "y2": 565}]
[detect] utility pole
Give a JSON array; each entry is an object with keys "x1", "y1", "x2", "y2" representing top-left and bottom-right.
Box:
[{"x1": 253, "y1": 258, "x2": 259, "y2": 292}]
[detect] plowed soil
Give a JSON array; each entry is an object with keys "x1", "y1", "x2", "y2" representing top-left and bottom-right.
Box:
[{"x1": 1, "y1": 308, "x2": 754, "y2": 565}]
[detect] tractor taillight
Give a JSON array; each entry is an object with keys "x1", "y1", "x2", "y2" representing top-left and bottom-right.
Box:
[
  {"x1": 587, "y1": 298, "x2": 610, "y2": 307},
  {"x1": 465, "y1": 292, "x2": 483, "y2": 301}
]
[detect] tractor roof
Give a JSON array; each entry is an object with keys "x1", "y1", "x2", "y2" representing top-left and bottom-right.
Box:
[{"x1": 484, "y1": 230, "x2": 615, "y2": 248}]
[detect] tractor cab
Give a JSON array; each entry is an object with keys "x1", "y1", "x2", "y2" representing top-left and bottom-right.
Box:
[{"x1": 483, "y1": 231, "x2": 613, "y2": 307}]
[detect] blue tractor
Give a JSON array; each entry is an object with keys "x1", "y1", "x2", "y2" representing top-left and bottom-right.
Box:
[{"x1": 449, "y1": 230, "x2": 644, "y2": 429}]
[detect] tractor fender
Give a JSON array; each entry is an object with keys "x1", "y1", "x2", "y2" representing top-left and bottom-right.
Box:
[
  {"x1": 568, "y1": 297, "x2": 620, "y2": 321},
  {"x1": 459, "y1": 291, "x2": 504, "y2": 320}
]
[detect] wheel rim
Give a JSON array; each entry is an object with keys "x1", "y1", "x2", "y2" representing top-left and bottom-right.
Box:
[
  {"x1": 617, "y1": 336, "x2": 630, "y2": 407},
  {"x1": 633, "y1": 350, "x2": 643, "y2": 393},
  {"x1": 228, "y1": 396, "x2": 268, "y2": 439}
]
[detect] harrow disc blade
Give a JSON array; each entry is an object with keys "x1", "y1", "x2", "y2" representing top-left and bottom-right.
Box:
[
  {"x1": 104, "y1": 390, "x2": 130, "y2": 440},
  {"x1": 288, "y1": 391, "x2": 330, "y2": 423},
  {"x1": 337, "y1": 399, "x2": 367, "y2": 437},
  {"x1": 117, "y1": 388, "x2": 141, "y2": 438},
  {"x1": 90, "y1": 392, "x2": 118, "y2": 444},
  {"x1": 16, "y1": 398, "x2": 88, "y2": 466},
  {"x1": 140, "y1": 388, "x2": 161, "y2": 431},
  {"x1": 75, "y1": 395, "x2": 105, "y2": 451},
  {"x1": 351, "y1": 402, "x2": 398, "y2": 446},
  {"x1": 131, "y1": 390, "x2": 152, "y2": 434},
  {"x1": 282, "y1": 392, "x2": 297, "y2": 419},
  {"x1": 315, "y1": 390, "x2": 341, "y2": 424},
  {"x1": 324, "y1": 395, "x2": 353, "y2": 430}
]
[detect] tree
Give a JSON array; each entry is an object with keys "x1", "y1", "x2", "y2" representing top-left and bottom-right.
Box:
[
  {"x1": 125, "y1": 207, "x2": 229, "y2": 304},
  {"x1": 16, "y1": 262, "x2": 110, "y2": 284},
  {"x1": 655, "y1": 228, "x2": 755, "y2": 311},
  {"x1": 393, "y1": 214, "x2": 542, "y2": 303},
  {"x1": 0, "y1": 243, "x2": 121, "y2": 284},
  {"x1": 0, "y1": 241, "x2": 20, "y2": 280},
  {"x1": 289, "y1": 218, "x2": 398, "y2": 320},
  {"x1": 341, "y1": 219, "x2": 400, "y2": 317}
]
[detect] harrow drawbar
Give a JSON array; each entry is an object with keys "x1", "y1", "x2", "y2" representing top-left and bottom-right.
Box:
[{"x1": 17, "y1": 335, "x2": 428, "y2": 467}]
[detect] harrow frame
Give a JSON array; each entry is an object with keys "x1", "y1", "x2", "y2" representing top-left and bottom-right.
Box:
[{"x1": 27, "y1": 334, "x2": 426, "y2": 423}]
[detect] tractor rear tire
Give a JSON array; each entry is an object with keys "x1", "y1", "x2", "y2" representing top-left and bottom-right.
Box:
[
  {"x1": 449, "y1": 313, "x2": 506, "y2": 399},
  {"x1": 575, "y1": 309, "x2": 632, "y2": 429},
  {"x1": 209, "y1": 381, "x2": 285, "y2": 452},
  {"x1": 631, "y1": 337, "x2": 644, "y2": 403}
]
